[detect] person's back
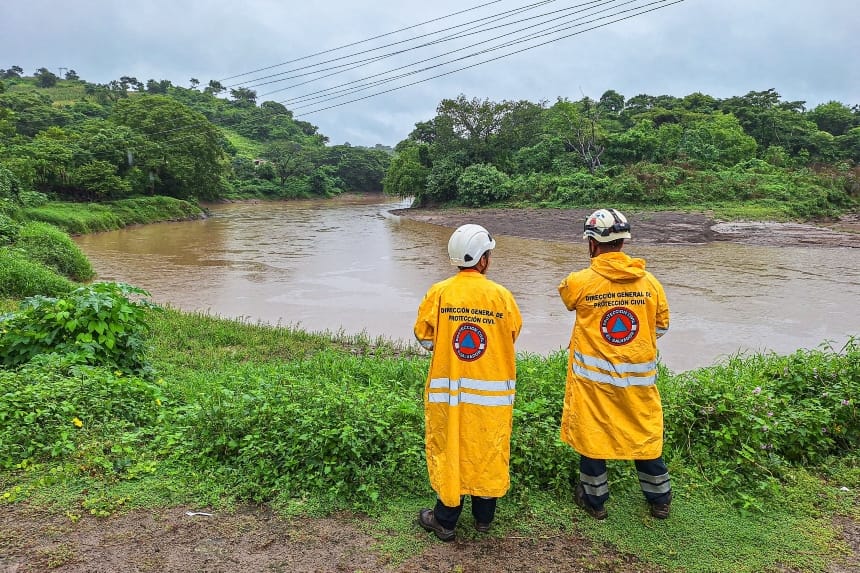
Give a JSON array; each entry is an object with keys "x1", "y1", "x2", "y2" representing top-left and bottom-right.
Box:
[
  {"x1": 414, "y1": 224, "x2": 522, "y2": 541},
  {"x1": 559, "y1": 249, "x2": 668, "y2": 459},
  {"x1": 557, "y1": 208, "x2": 672, "y2": 521}
]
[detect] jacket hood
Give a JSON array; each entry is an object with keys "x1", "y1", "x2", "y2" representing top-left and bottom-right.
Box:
[{"x1": 590, "y1": 252, "x2": 646, "y2": 283}]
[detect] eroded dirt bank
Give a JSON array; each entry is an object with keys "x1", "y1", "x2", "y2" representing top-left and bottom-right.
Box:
[{"x1": 389, "y1": 207, "x2": 860, "y2": 248}]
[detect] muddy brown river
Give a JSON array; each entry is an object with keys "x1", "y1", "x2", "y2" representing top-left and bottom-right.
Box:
[{"x1": 73, "y1": 195, "x2": 860, "y2": 372}]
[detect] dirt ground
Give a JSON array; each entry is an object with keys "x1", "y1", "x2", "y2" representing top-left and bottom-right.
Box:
[
  {"x1": 389, "y1": 207, "x2": 860, "y2": 248},
  {"x1": 1, "y1": 502, "x2": 857, "y2": 573},
  {"x1": 2, "y1": 207, "x2": 857, "y2": 573},
  {"x1": 0, "y1": 503, "x2": 662, "y2": 573}
]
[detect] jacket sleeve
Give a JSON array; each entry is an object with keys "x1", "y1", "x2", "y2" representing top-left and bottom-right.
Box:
[
  {"x1": 653, "y1": 277, "x2": 670, "y2": 338},
  {"x1": 414, "y1": 287, "x2": 438, "y2": 349},
  {"x1": 557, "y1": 272, "x2": 582, "y2": 311},
  {"x1": 509, "y1": 292, "x2": 523, "y2": 343}
]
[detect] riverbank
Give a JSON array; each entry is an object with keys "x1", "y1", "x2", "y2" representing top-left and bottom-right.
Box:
[
  {"x1": 1, "y1": 304, "x2": 858, "y2": 573},
  {"x1": 389, "y1": 207, "x2": 860, "y2": 248}
]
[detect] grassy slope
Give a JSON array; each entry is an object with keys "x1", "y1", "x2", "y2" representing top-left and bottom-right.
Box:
[{"x1": 1, "y1": 306, "x2": 856, "y2": 572}]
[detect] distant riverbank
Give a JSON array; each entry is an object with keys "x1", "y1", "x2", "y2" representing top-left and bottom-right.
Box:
[{"x1": 390, "y1": 207, "x2": 860, "y2": 248}]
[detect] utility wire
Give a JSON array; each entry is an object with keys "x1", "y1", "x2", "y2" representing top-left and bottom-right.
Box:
[
  {"x1": 56, "y1": 0, "x2": 683, "y2": 146},
  {"x1": 250, "y1": 0, "x2": 617, "y2": 96},
  {"x1": 219, "y1": 0, "x2": 506, "y2": 82},
  {"x1": 275, "y1": 0, "x2": 635, "y2": 106},
  {"x1": 234, "y1": 0, "x2": 566, "y2": 90},
  {"x1": 298, "y1": 0, "x2": 684, "y2": 115}
]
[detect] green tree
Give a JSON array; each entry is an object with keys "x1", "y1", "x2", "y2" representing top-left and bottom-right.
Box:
[
  {"x1": 262, "y1": 141, "x2": 313, "y2": 187},
  {"x1": 546, "y1": 98, "x2": 606, "y2": 173},
  {"x1": 204, "y1": 80, "x2": 226, "y2": 96},
  {"x1": 321, "y1": 145, "x2": 390, "y2": 192},
  {"x1": 1, "y1": 66, "x2": 23, "y2": 79},
  {"x1": 598, "y1": 89, "x2": 625, "y2": 115},
  {"x1": 230, "y1": 87, "x2": 257, "y2": 107},
  {"x1": 808, "y1": 101, "x2": 856, "y2": 136},
  {"x1": 110, "y1": 96, "x2": 225, "y2": 199},
  {"x1": 70, "y1": 160, "x2": 132, "y2": 199},
  {"x1": 34, "y1": 68, "x2": 59, "y2": 88},
  {"x1": 145, "y1": 79, "x2": 173, "y2": 94},
  {"x1": 678, "y1": 113, "x2": 757, "y2": 167},
  {"x1": 0, "y1": 91, "x2": 73, "y2": 136},
  {"x1": 382, "y1": 142, "x2": 429, "y2": 198}
]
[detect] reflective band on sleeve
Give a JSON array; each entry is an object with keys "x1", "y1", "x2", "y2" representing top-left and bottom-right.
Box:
[{"x1": 656, "y1": 327, "x2": 668, "y2": 338}]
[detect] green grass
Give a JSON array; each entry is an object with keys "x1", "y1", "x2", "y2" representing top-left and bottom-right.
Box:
[
  {"x1": 1, "y1": 304, "x2": 857, "y2": 572},
  {"x1": 222, "y1": 128, "x2": 265, "y2": 159},
  {"x1": 7, "y1": 78, "x2": 88, "y2": 102},
  {"x1": 22, "y1": 196, "x2": 204, "y2": 234}
]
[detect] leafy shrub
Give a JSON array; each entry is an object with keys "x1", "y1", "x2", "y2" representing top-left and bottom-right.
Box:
[
  {"x1": 0, "y1": 248, "x2": 74, "y2": 298},
  {"x1": 0, "y1": 213, "x2": 19, "y2": 244},
  {"x1": 510, "y1": 352, "x2": 576, "y2": 492},
  {"x1": 0, "y1": 166, "x2": 21, "y2": 200},
  {"x1": 662, "y1": 338, "x2": 859, "y2": 504},
  {"x1": 456, "y1": 163, "x2": 510, "y2": 206},
  {"x1": 175, "y1": 352, "x2": 427, "y2": 505},
  {"x1": 551, "y1": 171, "x2": 614, "y2": 205},
  {"x1": 0, "y1": 282, "x2": 157, "y2": 375},
  {"x1": 17, "y1": 190, "x2": 49, "y2": 208},
  {"x1": 0, "y1": 354, "x2": 164, "y2": 469},
  {"x1": 15, "y1": 221, "x2": 94, "y2": 281}
]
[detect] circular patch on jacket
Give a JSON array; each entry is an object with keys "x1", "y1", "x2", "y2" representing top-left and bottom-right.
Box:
[
  {"x1": 600, "y1": 307, "x2": 639, "y2": 345},
  {"x1": 452, "y1": 323, "x2": 487, "y2": 361}
]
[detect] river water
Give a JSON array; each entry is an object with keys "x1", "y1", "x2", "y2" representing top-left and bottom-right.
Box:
[{"x1": 73, "y1": 194, "x2": 860, "y2": 373}]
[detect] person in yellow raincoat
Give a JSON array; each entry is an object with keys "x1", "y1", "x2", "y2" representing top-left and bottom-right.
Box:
[
  {"x1": 414, "y1": 224, "x2": 522, "y2": 541},
  {"x1": 557, "y1": 208, "x2": 672, "y2": 520}
]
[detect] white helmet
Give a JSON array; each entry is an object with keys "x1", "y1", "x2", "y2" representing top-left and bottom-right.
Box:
[
  {"x1": 448, "y1": 224, "x2": 495, "y2": 267},
  {"x1": 583, "y1": 208, "x2": 632, "y2": 242}
]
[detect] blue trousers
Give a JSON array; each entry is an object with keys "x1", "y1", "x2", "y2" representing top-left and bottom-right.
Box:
[{"x1": 433, "y1": 496, "x2": 497, "y2": 530}]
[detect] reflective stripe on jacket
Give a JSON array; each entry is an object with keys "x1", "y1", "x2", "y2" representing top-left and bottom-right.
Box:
[
  {"x1": 557, "y1": 251, "x2": 669, "y2": 460},
  {"x1": 415, "y1": 270, "x2": 522, "y2": 507}
]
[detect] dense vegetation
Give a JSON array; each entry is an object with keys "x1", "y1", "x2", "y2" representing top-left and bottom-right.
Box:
[
  {"x1": 0, "y1": 285, "x2": 857, "y2": 572},
  {"x1": 0, "y1": 67, "x2": 392, "y2": 205},
  {"x1": 383, "y1": 91, "x2": 860, "y2": 219},
  {"x1": 0, "y1": 65, "x2": 858, "y2": 571}
]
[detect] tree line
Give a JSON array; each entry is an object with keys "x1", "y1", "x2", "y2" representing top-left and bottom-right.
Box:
[
  {"x1": 0, "y1": 66, "x2": 392, "y2": 206},
  {"x1": 1, "y1": 64, "x2": 858, "y2": 220},
  {"x1": 383, "y1": 90, "x2": 859, "y2": 218}
]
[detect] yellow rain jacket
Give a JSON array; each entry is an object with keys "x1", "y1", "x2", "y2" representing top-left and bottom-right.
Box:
[
  {"x1": 557, "y1": 252, "x2": 669, "y2": 460},
  {"x1": 414, "y1": 270, "x2": 522, "y2": 507}
]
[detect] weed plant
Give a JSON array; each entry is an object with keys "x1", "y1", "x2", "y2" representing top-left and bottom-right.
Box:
[{"x1": 0, "y1": 282, "x2": 156, "y2": 374}]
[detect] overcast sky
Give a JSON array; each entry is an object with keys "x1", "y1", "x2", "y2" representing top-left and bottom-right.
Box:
[{"x1": 2, "y1": 0, "x2": 857, "y2": 147}]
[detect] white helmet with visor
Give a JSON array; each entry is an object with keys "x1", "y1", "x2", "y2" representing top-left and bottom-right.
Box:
[{"x1": 583, "y1": 208, "x2": 632, "y2": 242}]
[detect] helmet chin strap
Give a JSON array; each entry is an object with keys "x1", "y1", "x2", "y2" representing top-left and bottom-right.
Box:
[{"x1": 588, "y1": 238, "x2": 598, "y2": 258}]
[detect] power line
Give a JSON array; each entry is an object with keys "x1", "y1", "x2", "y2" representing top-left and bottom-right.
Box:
[
  {"x1": 218, "y1": 0, "x2": 507, "y2": 82},
  {"x1": 232, "y1": 0, "x2": 563, "y2": 90},
  {"x1": 273, "y1": 0, "x2": 636, "y2": 106},
  {"x1": 249, "y1": 0, "x2": 615, "y2": 97},
  {"x1": 298, "y1": 0, "x2": 685, "y2": 115}
]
